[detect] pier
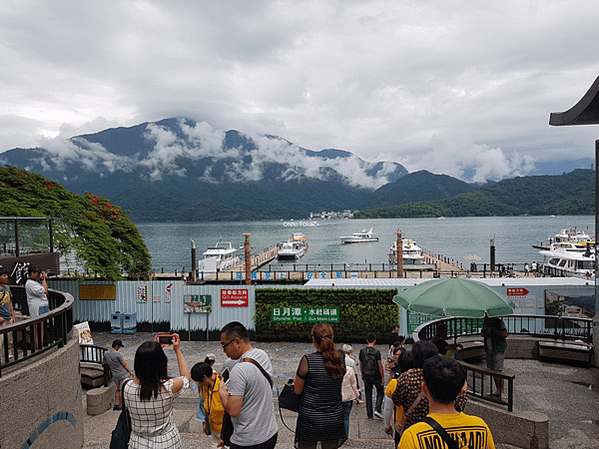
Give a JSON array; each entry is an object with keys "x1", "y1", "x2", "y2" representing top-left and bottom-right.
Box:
[{"x1": 184, "y1": 247, "x2": 533, "y2": 283}]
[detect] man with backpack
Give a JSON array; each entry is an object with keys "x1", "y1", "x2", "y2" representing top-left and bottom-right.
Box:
[{"x1": 359, "y1": 333, "x2": 385, "y2": 420}]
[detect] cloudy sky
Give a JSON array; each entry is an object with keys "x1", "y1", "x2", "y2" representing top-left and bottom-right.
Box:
[{"x1": 2, "y1": 0, "x2": 599, "y2": 182}]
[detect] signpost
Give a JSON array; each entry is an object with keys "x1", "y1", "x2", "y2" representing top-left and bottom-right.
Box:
[
  {"x1": 271, "y1": 306, "x2": 340, "y2": 323},
  {"x1": 221, "y1": 289, "x2": 249, "y2": 307}
]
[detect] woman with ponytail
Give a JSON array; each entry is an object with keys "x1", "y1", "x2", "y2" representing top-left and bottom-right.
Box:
[{"x1": 293, "y1": 323, "x2": 347, "y2": 449}]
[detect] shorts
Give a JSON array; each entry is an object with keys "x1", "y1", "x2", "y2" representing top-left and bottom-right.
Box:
[
  {"x1": 486, "y1": 351, "x2": 505, "y2": 371},
  {"x1": 38, "y1": 305, "x2": 50, "y2": 315},
  {"x1": 113, "y1": 376, "x2": 128, "y2": 391}
]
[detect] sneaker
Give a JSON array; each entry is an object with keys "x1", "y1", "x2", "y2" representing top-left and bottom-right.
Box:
[
  {"x1": 373, "y1": 411, "x2": 383, "y2": 420},
  {"x1": 113, "y1": 405, "x2": 123, "y2": 411}
]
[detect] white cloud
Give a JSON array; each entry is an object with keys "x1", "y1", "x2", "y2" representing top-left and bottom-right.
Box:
[{"x1": 1, "y1": 0, "x2": 599, "y2": 181}]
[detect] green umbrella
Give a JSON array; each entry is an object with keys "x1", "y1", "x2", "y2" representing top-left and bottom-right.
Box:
[{"x1": 392, "y1": 277, "x2": 515, "y2": 318}]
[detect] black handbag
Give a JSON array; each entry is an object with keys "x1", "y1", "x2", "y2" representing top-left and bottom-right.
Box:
[
  {"x1": 221, "y1": 411, "x2": 234, "y2": 446},
  {"x1": 278, "y1": 380, "x2": 301, "y2": 412},
  {"x1": 110, "y1": 379, "x2": 133, "y2": 449}
]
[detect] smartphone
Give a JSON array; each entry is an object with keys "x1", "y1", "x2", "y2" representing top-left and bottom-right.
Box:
[
  {"x1": 221, "y1": 368, "x2": 230, "y2": 384},
  {"x1": 156, "y1": 334, "x2": 176, "y2": 345}
]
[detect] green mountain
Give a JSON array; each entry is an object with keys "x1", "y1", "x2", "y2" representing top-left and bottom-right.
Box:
[{"x1": 356, "y1": 169, "x2": 594, "y2": 218}]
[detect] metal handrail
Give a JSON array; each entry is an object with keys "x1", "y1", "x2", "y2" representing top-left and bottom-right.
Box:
[
  {"x1": 80, "y1": 343, "x2": 111, "y2": 387},
  {"x1": 413, "y1": 314, "x2": 593, "y2": 411},
  {"x1": 0, "y1": 287, "x2": 74, "y2": 377}
]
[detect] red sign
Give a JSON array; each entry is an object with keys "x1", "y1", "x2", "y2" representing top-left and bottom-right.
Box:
[
  {"x1": 507, "y1": 287, "x2": 529, "y2": 296},
  {"x1": 221, "y1": 289, "x2": 249, "y2": 307}
]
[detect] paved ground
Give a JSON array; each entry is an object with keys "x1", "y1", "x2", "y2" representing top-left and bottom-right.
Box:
[{"x1": 83, "y1": 332, "x2": 599, "y2": 449}]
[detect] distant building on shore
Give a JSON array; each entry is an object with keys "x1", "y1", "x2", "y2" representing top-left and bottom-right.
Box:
[{"x1": 310, "y1": 210, "x2": 354, "y2": 219}]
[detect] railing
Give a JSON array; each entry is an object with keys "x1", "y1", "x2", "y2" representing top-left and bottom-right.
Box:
[
  {"x1": 417, "y1": 315, "x2": 593, "y2": 344},
  {"x1": 413, "y1": 314, "x2": 593, "y2": 412},
  {"x1": 80, "y1": 343, "x2": 111, "y2": 387},
  {"x1": 0, "y1": 286, "x2": 74, "y2": 377}
]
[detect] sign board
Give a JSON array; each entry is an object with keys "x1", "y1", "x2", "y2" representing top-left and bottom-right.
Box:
[
  {"x1": 271, "y1": 306, "x2": 340, "y2": 323},
  {"x1": 221, "y1": 289, "x2": 249, "y2": 307},
  {"x1": 74, "y1": 321, "x2": 94, "y2": 345},
  {"x1": 184, "y1": 294, "x2": 212, "y2": 313},
  {"x1": 79, "y1": 284, "x2": 116, "y2": 300}
]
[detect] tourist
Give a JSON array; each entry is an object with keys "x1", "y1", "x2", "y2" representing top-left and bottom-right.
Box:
[
  {"x1": 482, "y1": 315, "x2": 508, "y2": 399},
  {"x1": 398, "y1": 355, "x2": 496, "y2": 449},
  {"x1": 103, "y1": 339, "x2": 134, "y2": 411},
  {"x1": 25, "y1": 266, "x2": 49, "y2": 318},
  {"x1": 191, "y1": 360, "x2": 225, "y2": 448},
  {"x1": 0, "y1": 270, "x2": 15, "y2": 359},
  {"x1": 123, "y1": 335, "x2": 191, "y2": 448},
  {"x1": 195, "y1": 354, "x2": 216, "y2": 428},
  {"x1": 429, "y1": 323, "x2": 462, "y2": 357},
  {"x1": 359, "y1": 333, "x2": 384, "y2": 420},
  {"x1": 218, "y1": 321, "x2": 278, "y2": 449},
  {"x1": 342, "y1": 344, "x2": 363, "y2": 404},
  {"x1": 338, "y1": 348, "x2": 359, "y2": 438},
  {"x1": 392, "y1": 341, "x2": 467, "y2": 435},
  {"x1": 384, "y1": 350, "x2": 416, "y2": 447},
  {"x1": 293, "y1": 323, "x2": 346, "y2": 449}
]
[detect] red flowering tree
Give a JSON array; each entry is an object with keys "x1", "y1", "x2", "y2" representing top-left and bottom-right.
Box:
[{"x1": 0, "y1": 166, "x2": 151, "y2": 280}]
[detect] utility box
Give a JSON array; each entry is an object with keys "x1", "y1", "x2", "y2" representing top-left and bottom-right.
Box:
[
  {"x1": 123, "y1": 312, "x2": 137, "y2": 334},
  {"x1": 111, "y1": 312, "x2": 124, "y2": 334}
]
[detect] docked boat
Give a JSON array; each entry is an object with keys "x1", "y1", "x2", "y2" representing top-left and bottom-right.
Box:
[
  {"x1": 388, "y1": 239, "x2": 425, "y2": 265},
  {"x1": 538, "y1": 241, "x2": 595, "y2": 278},
  {"x1": 340, "y1": 228, "x2": 378, "y2": 244},
  {"x1": 198, "y1": 241, "x2": 240, "y2": 272},
  {"x1": 277, "y1": 233, "x2": 308, "y2": 260},
  {"x1": 553, "y1": 227, "x2": 593, "y2": 245}
]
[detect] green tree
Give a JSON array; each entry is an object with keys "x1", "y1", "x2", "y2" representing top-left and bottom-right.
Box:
[{"x1": 0, "y1": 166, "x2": 151, "y2": 280}]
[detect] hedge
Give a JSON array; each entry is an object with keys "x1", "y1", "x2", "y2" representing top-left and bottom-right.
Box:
[{"x1": 255, "y1": 288, "x2": 399, "y2": 343}]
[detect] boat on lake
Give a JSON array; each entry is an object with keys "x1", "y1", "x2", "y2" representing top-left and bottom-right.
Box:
[
  {"x1": 277, "y1": 233, "x2": 308, "y2": 260},
  {"x1": 198, "y1": 241, "x2": 240, "y2": 272},
  {"x1": 538, "y1": 241, "x2": 595, "y2": 278},
  {"x1": 340, "y1": 228, "x2": 378, "y2": 244},
  {"x1": 388, "y1": 239, "x2": 425, "y2": 265}
]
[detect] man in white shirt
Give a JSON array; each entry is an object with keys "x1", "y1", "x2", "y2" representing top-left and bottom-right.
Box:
[
  {"x1": 25, "y1": 267, "x2": 49, "y2": 318},
  {"x1": 219, "y1": 321, "x2": 278, "y2": 449}
]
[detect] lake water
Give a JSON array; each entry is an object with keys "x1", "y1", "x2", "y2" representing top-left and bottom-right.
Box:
[{"x1": 136, "y1": 216, "x2": 595, "y2": 273}]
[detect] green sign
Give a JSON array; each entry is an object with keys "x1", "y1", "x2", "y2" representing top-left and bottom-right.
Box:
[
  {"x1": 184, "y1": 294, "x2": 212, "y2": 313},
  {"x1": 271, "y1": 306, "x2": 340, "y2": 323}
]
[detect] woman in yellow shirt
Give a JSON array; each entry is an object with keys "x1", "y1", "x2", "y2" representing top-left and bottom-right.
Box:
[{"x1": 192, "y1": 362, "x2": 226, "y2": 447}]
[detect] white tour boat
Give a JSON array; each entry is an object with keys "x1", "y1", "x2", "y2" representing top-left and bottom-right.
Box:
[
  {"x1": 538, "y1": 241, "x2": 595, "y2": 278},
  {"x1": 277, "y1": 233, "x2": 308, "y2": 260},
  {"x1": 388, "y1": 239, "x2": 425, "y2": 265},
  {"x1": 198, "y1": 241, "x2": 240, "y2": 272},
  {"x1": 340, "y1": 228, "x2": 379, "y2": 244}
]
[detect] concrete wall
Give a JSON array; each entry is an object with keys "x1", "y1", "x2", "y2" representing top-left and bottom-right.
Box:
[
  {"x1": 0, "y1": 334, "x2": 84, "y2": 449},
  {"x1": 466, "y1": 399, "x2": 549, "y2": 449}
]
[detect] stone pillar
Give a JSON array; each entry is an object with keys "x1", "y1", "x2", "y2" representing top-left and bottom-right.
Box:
[
  {"x1": 243, "y1": 233, "x2": 251, "y2": 286},
  {"x1": 396, "y1": 229, "x2": 404, "y2": 278}
]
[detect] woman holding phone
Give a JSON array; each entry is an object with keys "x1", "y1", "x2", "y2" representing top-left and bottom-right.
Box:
[{"x1": 123, "y1": 334, "x2": 191, "y2": 448}]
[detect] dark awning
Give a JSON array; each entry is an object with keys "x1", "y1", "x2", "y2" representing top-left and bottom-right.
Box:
[{"x1": 550, "y1": 76, "x2": 599, "y2": 126}]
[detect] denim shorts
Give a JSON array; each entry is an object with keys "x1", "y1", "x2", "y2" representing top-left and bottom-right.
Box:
[{"x1": 38, "y1": 305, "x2": 50, "y2": 315}]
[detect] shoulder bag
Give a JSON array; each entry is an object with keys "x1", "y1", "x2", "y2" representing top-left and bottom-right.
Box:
[
  {"x1": 110, "y1": 378, "x2": 133, "y2": 449},
  {"x1": 222, "y1": 357, "x2": 274, "y2": 446},
  {"x1": 395, "y1": 391, "x2": 425, "y2": 436},
  {"x1": 423, "y1": 416, "x2": 459, "y2": 449}
]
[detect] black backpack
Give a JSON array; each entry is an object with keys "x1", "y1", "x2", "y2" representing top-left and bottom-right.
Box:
[{"x1": 361, "y1": 346, "x2": 378, "y2": 378}]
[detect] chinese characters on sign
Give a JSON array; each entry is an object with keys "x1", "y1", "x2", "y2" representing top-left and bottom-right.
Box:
[
  {"x1": 184, "y1": 294, "x2": 212, "y2": 313},
  {"x1": 271, "y1": 306, "x2": 340, "y2": 323},
  {"x1": 221, "y1": 289, "x2": 249, "y2": 307}
]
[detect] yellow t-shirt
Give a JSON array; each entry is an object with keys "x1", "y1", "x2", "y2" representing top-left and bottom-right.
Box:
[
  {"x1": 201, "y1": 376, "x2": 225, "y2": 433},
  {"x1": 398, "y1": 412, "x2": 495, "y2": 449},
  {"x1": 385, "y1": 378, "x2": 404, "y2": 424}
]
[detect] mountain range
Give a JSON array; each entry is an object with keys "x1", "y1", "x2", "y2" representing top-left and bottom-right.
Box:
[{"x1": 0, "y1": 118, "x2": 593, "y2": 221}]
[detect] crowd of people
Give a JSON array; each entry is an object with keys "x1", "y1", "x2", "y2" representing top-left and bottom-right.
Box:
[{"x1": 105, "y1": 321, "x2": 500, "y2": 449}]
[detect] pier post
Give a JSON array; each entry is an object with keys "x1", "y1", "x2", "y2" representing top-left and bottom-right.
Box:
[
  {"x1": 243, "y1": 233, "x2": 251, "y2": 286},
  {"x1": 490, "y1": 237, "x2": 496, "y2": 272},
  {"x1": 595, "y1": 139, "x2": 599, "y2": 366},
  {"x1": 190, "y1": 239, "x2": 196, "y2": 282},
  {"x1": 396, "y1": 229, "x2": 404, "y2": 278}
]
